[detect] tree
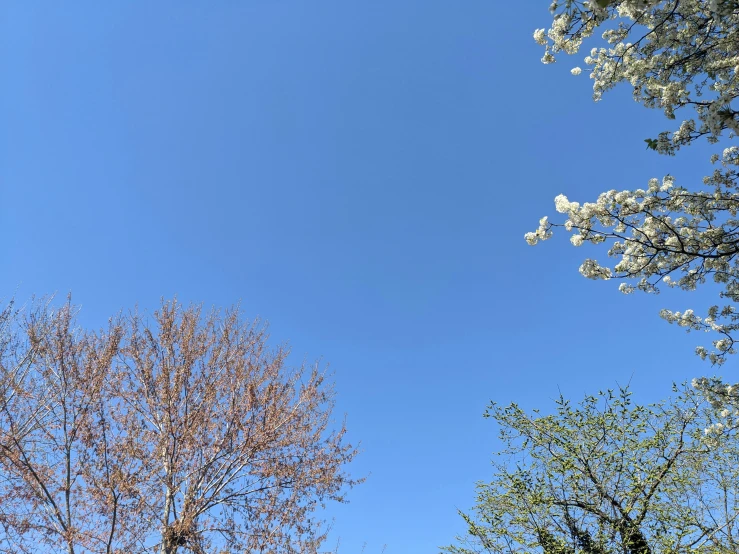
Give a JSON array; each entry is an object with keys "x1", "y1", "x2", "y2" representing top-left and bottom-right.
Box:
[
  {"x1": 0, "y1": 299, "x2": 126, "y2": 554},
  {"x1": 0, "y1": 298, "x2": 358, "y2": 554},
  {"x1": 444, "y1": 386, "x2": 739, "y2": 554},
  {"x1": 535, "y1": 0, "x2": 739, "y2": 148},
  {"x1": 525, "y1": 1, "x2": 739, "y2": 368}
]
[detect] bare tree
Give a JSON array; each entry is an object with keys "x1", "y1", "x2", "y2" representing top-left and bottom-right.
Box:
[
  {"x1": 0, "y1": 298, "x2": 125, "y2": 554},
  {"x1": 0, "y1": 298, "x2": 359, "y2": 554}
]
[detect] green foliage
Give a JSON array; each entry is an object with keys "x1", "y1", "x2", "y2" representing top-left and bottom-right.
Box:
[
  {"x1": 643, "y1": 139, "x2": 658, "y2": 151},
  {"x1": 443, "y1": 386, "x2": 739, "y2": 554}
]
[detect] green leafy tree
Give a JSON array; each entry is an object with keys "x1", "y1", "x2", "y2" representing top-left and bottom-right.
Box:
[{"x1": 444, "y1": 387, "x2": 739, "y2": 554}]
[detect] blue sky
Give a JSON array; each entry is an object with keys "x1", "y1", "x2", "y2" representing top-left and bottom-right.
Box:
[{"x1": 0, "y1": 2, "x2": 726, "y2": 552}]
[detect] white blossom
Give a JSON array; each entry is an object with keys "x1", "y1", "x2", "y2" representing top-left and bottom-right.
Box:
[
  {"x1": 555, "y1": 194, "x2": 577, "y2": 213},
  {"x1": 619, "y1": 283, "x2": 635, "y2": 294},
  {"x1": 533, "y1": 0, "x2": 739, "y2": 152},
  {"x1": 579, "y1": 259, "x2": 612, "y2": 280},
  {"x1": 528, "y1": 153, "x2": 739, "y2": 364},
  {"x1": 527, "y1": 0, "x2": 739, "y2": 371}
]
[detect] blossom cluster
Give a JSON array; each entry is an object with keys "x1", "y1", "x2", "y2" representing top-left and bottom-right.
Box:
[
  {"x1": 534, "y1": 0, "x2": 739, "y2": 153},
  {"x1": 691, "y1": 376, "x2": 739, "y2": 438},
  {"x1": 527, "y1": 148, "x2": 739, "y2": 363}
]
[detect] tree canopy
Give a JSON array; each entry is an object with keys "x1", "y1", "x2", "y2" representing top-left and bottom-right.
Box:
[
  {"x1": 450, "y1": 3, "x2": 739, "y2": 552},
  {"x1": 526, "y1": 0, "x2": 739, "y2": 370},
  {"x1": 0, "y1": 298, "x2": 358, "y2": 554},
  {"x1": 445, "y1": 387, "x2": 739, "y2": 554},
  {"x1": 536, "y1": 0, "x2": 739, "y2": 150}
]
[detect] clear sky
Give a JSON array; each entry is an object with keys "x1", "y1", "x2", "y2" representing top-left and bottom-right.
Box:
[{"x1": 0, "y1": 2, "x2": 725, "y2": 552}]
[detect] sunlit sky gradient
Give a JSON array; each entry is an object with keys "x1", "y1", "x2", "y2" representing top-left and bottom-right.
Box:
[{"x1": 0, "y1": 2, "x2": 726, "y2": 552}]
